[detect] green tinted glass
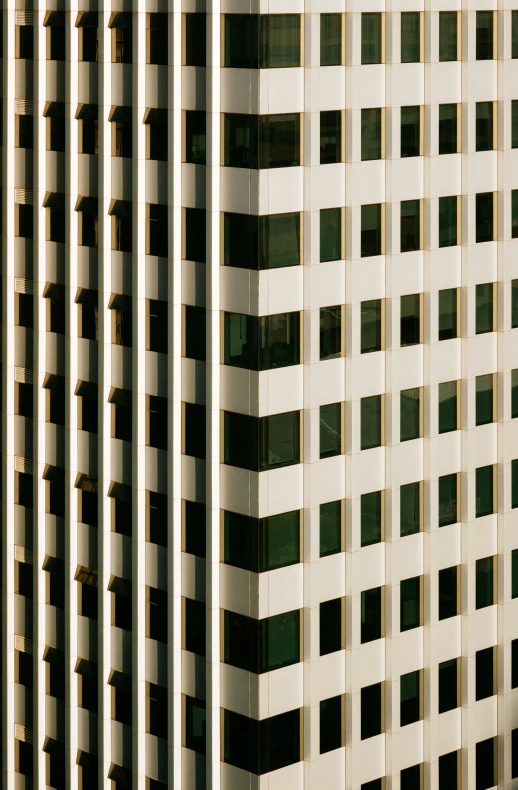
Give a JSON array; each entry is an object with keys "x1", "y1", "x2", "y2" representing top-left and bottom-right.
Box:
[
  {"x1": 400, "y1": 482, "x2": 420, "y2": 537},
  {"x1": 320, "y1": 500, "x2": 342, "y2": 557},
  {"x1": 361, "y1": 490, "x2": 382, "y2": 547}
]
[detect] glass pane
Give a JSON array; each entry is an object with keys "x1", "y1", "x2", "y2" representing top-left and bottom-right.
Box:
[
  {"x1": 513, "y1": 458, "x2": 518, "y2": 509},
  {"x1": 224, "y1": 610, "x2": 257, "y2": 672},
  {"x1": 185, "y1": 14, "x2": 206, "y2": 67},
  {"x1": 260, "y1": 113, "x2": 300, "y2": 169},
  {"x1": 401, "y1": 106, "x2": 420, "y2": 158},
  {"x1": 320, "y1": 598, "x2": 342, "y2": 656},
  {"x1": 513, "y1": 101, "x2": 518, "y2": 149},
  {"x1": 401, "y1": 12, "x2": 420, "y2": 63},
  {"x1": 513, "y1": 11, "x2": 518, "y2": 59},
  {"x1": 224, "y1": 113, "x2": 258, "y2": 168},
  {"x1": 476, "y1": 193, "x2": 493, "y2": 243},
  {"x1": 512, "y1": 369, "x2": 518, "y2": 418},
  {"x1": 401, "y1": 766, "x2": 421, "y2": 790},
  {"x1": 476, "y1": 465, "x2": 493, "y2": 518},
  {"x1": 259, "y1": 411, "x2": 300, "y2": 471},
  {"x1": 361, "y1": 108, "x2": 382, "y2": 161},
  {"x1": 401, "y1": 199, "x2": 420, "y2": 253},
  {"x1": 260, "y1": 510, "x2": 300, "y2": 572},
  {"x1": 320, "y1": 500, "x2": 342, "y2": 557},
  {"x1": 361, "y1": 395, "x2": 382, "y2": 450},
  {"x1": 361, "y1": 586, "x2": 382, "y2": 643},
  {"x1": 361, "y1": 299, "x2": 382, "y2": 353},
  {"x1": 476, "y1": 101, "x2": 493, "y2": 152},
  {"x1": 224, "y1": 213, "x2": 258, "y2": 270},
  {"x1": 223, "y1": 710, "x2": 258, "y2": 774},
  {"x1": 512, "y1": 549, "x2": 518, "y2": 599},
  {"x1": 439, "y1": 566, "x2": 458, "y2": 620},
  {"x1": 224, "y1": 510, "x2": 258, "y2": 572},
  {"x1": 259, "y1": 213, "x2": 300, "y2": 270},
  {"x1": 320, "y1": 207, "x2": 342, "y2": 262},
  {"x1": 438, "y1": 659, "x2": 458, "y2": 714},
  {"x1": 185, "y1": 697, "x2": 207, "y2": 754},
  {"x1": 361, "y1": 490, "x2": 382, "y2": 547},
  {"x1": 321, "y1": 13, "x2": 342, "y2": 66},
  {"x1": 361, "y1": 204, "x2": 382, "y2": 257},
  {"x1": 260, "y1": 15, "x2": 300, "y2": 68},
  {"x1": 224, "y1": 313, "x2": 255, "y2": 369},
  {"x1": 476, "y1": 11, "x2": 493, "y2": 60},
  {"x1": 438, "y1": 103, "x2": 457, "y2": 155},
  {"x1": 439, "y1": 12, "x2": 457, "y2": 61},
  {"x1": 438, "y1": 289, "x2": 457, "y2": 341},
  {"x1": 320, "y1": 306, "x2": 342, "y2": 360},
  {"x1": 439, "y1": 380, "x2": 458, "y2": 433},
  {"x1": 439, "y1": 196, "x2": 458, "y2": 248},
  {"x1": 401, "y1": 293, "x2": 420, "y2": 346},
  {"x1": 438, "y1": 473, "x2": 457, "y2": 527},
  {"x1": 475, "y1": 647, "x2": 494, "y2": 700},
  {"x1": 320, "y1": 403, "x2": 342, "y2": 459},
  {"x1": 361, "y1": 683, "x2": 382, "y2": 739},
  {"x1": 400, "y1": 387, "x2": 420, "y2": 442},
  {"x1": 261, "y1": 709, "x2": 300, "y2": 774},
  {"x1": 475, "y1": 374, "x2": 493, "y2": 426},
  {"x1": 476, "y1": 284, "x2": 494, "y2": 335},
  {"x1": 320, "y1": 111, "x2": 342, "y2": 164},
  {"x1": 400, "y1": 482, "x2": 420, "y2": 537},
  {"x1": 223, "y1": 412, "x2": 258, "y2": 470},
  {"x1": 476, "y1": 556, "x2": 494, "y2": 608},
  {"x1": 258, "y1": 312, "x2": 300, "y2": 370},
  {"x1": 185, "y1": 110, "x2": 206, "y2": 164},
  {"x1": 260, "y1": 610, "x2": 300, "y2": 672},
  {"x1": 513, "y1": 191, "x2": 518, "y2": 239},
  {"x1": 400, "y1": 670, "x2": 420, "y2": 726},
  {"x1": 361, "y1": 13, "x2": 382, "y2": 65},
  {"x1": 224, "y1": 14, "x2": 258, "y2": 68},
  {"x1": 400, "y1": 576, "x2": 420, "y2": 631},
  {"x1": 513, "y1": 280, "x2": 518, "y2": 328},
  {"x1": 320, "y1": 695, "x2": 342, "y2": 754}
]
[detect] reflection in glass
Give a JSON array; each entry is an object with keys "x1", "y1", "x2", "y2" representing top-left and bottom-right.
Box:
[
  {"x1": 475, "y1": 374, "x2": 493, "y2": 426},
  {"x1": 320, "y1": 403, "x2": 342, "y2": 459},
  {"x1": 400, "y1": 387, "x2": 420, "y2": 442},
  {"x1": 438, "y1": 289, "x2": 457, "y2": 341},
  {"x1": 400, "y1": 482, "x2": 420, "y2": 537},
  {"x1": 320, "y1": 111, "x2": 342, "y2": 164}
]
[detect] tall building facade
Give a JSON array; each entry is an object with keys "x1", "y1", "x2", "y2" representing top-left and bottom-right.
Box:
[{"x1": 2, "y1": 2, "x2": 518, "y2": 789}]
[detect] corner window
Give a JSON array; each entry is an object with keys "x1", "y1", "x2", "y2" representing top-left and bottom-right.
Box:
[
  {"x1": 223, "y1": 14, "x2": 301, "y2": 69},
  {"x1": 223, "y1": 410, "x2": 300, "y2": 472},
  {"x1": 222, "y1": 708, "x2": 301, "y2": 775},
  {"x1": 223, "y1": 212, "x2": 300, "y2": 271},
  {"x1": 223, "y1": 509, "x2": 300, "y2": 573},
  {"x1": 224, "y1": 113, "x2": 301, "y2": 169},
  {"x1": 223, "y1": 608, "x2": 300, "y2": 674},
  {"x1": 224, "y1": 311, "x2": 300, "y2": 371}
]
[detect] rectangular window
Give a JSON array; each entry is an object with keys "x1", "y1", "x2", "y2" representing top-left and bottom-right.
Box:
[
  {"x1": 513, "y1": 459, "x2": 518, "y2": 509},
  {"x1": 439, "y1": 12, "x2": 458, "y2": 61},
  {"x1": 400, "y1": 482, "x2": 421, "y2": 537},
  {"x1": 223, "y1": 609, "x2": 300, "y2": 674},
  {"x1": 223, "y1": 509, "x2": 300, "y2": 573},
  {"x1": 512, "y1": 370, "x2": 518, "y2": 419},
  {"x1": 222, "y1": 708, "x2": 301, "y2": 775},
  {"x1": 513, "y1": 101, "x2": 518, "y2": 149},
  {"x1": 476, "y1": 465, "x2": 494, "y2": 518},
  {"x1": 513, "y1": 280, "x2": 518, "y2": 328},
  {"x1": 438, "y1": 104, "x2": 458, "y2": 156},
  {"x1": 184, "y1": 207, "x2": 206, "y2": 263},
  {"x1": 183, "y1": 499, "x2": 204, "y2": 557},
  {"x1": 184, "y1": 305, "x2": 205, "y2": 362},
  {"x1": 320, "y1": 598, "x2": 343, "y2": 656},
  {"x1": 185, "y1": 13, "x2": 206, "y2": 66},
  {"x1": 320, "y1": 403, "x2": 343, "y2": 459},
  {"x1": 147, "y1": 12, "x2": 167, "y2": 65},
  {"x1": 476, "y1": 192, "x2": 494, "y2": 243},
  {"x1": 475, "y1": 374, "x2": 494, "y2": 426},
  {"x1": 223, "y1": 411, "x2": 300, "y2": 472},
  {"x1": 224, "y1": 113, "x2": 301, "y2": 169},
  {"x1": 185, "y1": 110, "x2": 206, "y2": 165},
  {"x1": 401, "y1": 106, "x2": 420, "y2": 158},
  {"x1": 439, "y1": 566, "x2": 458, "y2": 620},
  {"x1": 513, "y1": 11, "x2": 518, "y2": 59},
  {"x1": 361, "y1": 682, "x2": 383, "y2": 739},
  {"x1": 476, "y1": 102, "x2": 493, "y2": 152},
  {"x1": 400, "y1": 576, "x2": 421, "y2": 632},
  {"x1": 513, "y1": 639, "x2": 518, "y2": 689},
  {"x1": 512, "y1": 549, "x2": 518, "y2": 599},
  {"x1": 513, "y1": 729, "x2": 518, "y2": 780},
  {"x1": 438, "y1": 658, "x2": 458, "y2": 713},
  {"x1": 400, "y1": 670, "x2": 421, "y2": 726},
  {"x1": 361, "y1": 586, "x2": 383, "y2": 643},
  {"x1": 320, "y1": 500, "x2": 342, "y2": 558},
  {"x1": 512, "y1": 190, "x2": 518, "y2": 239},
  {"x1": 401, "y1": 293, "x2": 421, "y2": 347},
  {"x1": 362, "y1": 781, "x2": 383, "y2": 790},
  {"x1": 320, "y1": 696, "x2": 343, "y2": 754},
  {"x1": 476, "y1": 738, "x2": 496, "y2": 790},
  {"x1": 320, "y1": 14, "x2": 342, "y2": 67},
  {"x1": 361, "y1": 299, "x2": 382, "y2": 353},
  {"x1": 400, "y1": 388, "x2": 421, "y2": 442},
  {"x1": 185, "y1": 696, "x2": 206, "y2": 754},
  {"x1": 224, "y1": 14, "x2": 301, "y2": 69},
  {"x1": 476, "y1": 647, "x2": 495, "y2": 700},
  {"x1": 223, "y1": 311, "x2": 300, "y2": 371},
  {"x1": 476, "y1": 283, "x2": 494, "y2": 335},
  {"x1": 361, "y1": 490, "x2": 382, "y2": 547},
  {"x1": 223, "y1": 212, "x2": 300, "y2": 271},
  {"x1": 439, "y1": 752, "x2": 458, "y2": 790},
  {"x1": 361, "y1": 204, "x2": 382, "y2": 258},
  {"x1": 401, "y1": 765, "x2": 422, "y2": 790},
  {"x1": 362, "y1": 13, "x2": 382, "y2": 65},
  {"x1": 320, "y1": 111, "x2": 342, "y2": 165},
  {"x1": 438, "y1": 381, "x2": 458, "y2": 434},
  {"x1": 476, "y1": 556, "x2": 494, "y2": 609},
  {"x1": 438, "y1": 289, "x2": 458, "y2": 341},
  {"x1": 361, "y1": 395, "x2": 382, "y2": 450},
  {"x1": 476, "y1": 11, "x2": 494, "y2": 61},
  {"x1": 184, "y1": 598, "x2": 206, "y2": 656},
  {"x1": 320, "y1": 208, "x2": 342, "y2": 262},
  {"x1": 401, "y1": 12, "x2": 420, "y2": 63},
  {"x1": 183, "y1": 402, "x2": 206, "y2": 460},
  {"x1": 439, "y1": 473, "x2": 457, "y2": 527},
  {"x1": 439, "y1": 196, "x2": 458, "y2": 248},
  {"x1": 320, "y1": 306, "x2": 342, "y2": 360},
  {"x1": 361, "y1": 108, "x2": 382, "y2": 161},
  {"x1": 401, "y1": 199, "x2": 421, "y2": 253}
]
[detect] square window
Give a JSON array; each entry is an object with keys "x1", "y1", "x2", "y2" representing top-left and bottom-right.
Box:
[
  {"x1": 401, "y1": 106, "x2": 420, "y2": 158},
  {"x1": 401, "y1": 12, "x2": 420, "y2": 63},
  {"x1": 320, "y1": 111, "x2": 342, "y2": 164},
  {"x1": 476, "y1": 102, "x2": 493, "y2": 152},
  {"x1": 438, "y1": 104, "x2": 458, "y2": 155},
  {"x1": 320, "y1": 208, "x2": 342, "y2": 262},
  {"x1": 361, "y1": 395, "x2": 382, "y2": 450},
  {"x1": 476, "y1": 465, "x2": 494, "y2": 517},
  {"x1": 439, "y1": 566, "x2": 458, "y2": 620},
  {"x1": 438, "y1": 381, "x2": 458, "y2": 434},
  {"x1": 400, "y1": 388, "x2": 421, "y2": 442},
  {"x1": 361, "y1": 204, "x2": 382, "y2": 258},
  {"x1": 319, "y1": 696, "x2": 343, "y2": 754},
  {"x1": 475, "y1": 374, "x2": 494, "y2": 426},
  {"x1": 361, "y1": 682, "x2": 383, "y2": 739},
  {"x1": 476, "y1": 12, "x2": 494, "y2": 61},
  {"x1": 476, "y1": 556, "x2": 494, "y2": 609},
  {"x1": 438, "y1": 658, "x2": 458, "y2": 713},
  {"x1": 320, "y1": 500, "x2": 342, "y2": 558},
  {"x1": 476, "y1": 193, "x2": 494, "y2": 243},
  {"x1": 401, "y1": 293, "x2": 421, "y2": 346},
  {"x1": 400, "y1": 199, "x2": 421, "y2": 253},
  {"x1": 361, "y1": 586, "x2": 382, "y2": 643},
  {"x1": 400, "y1": 482, "x2": 420, "y2": 537},
  {"x1": 439, "y1": 12, "x2": 458, "y2": 61},
  {"x1": 439, "y1": 197, "x2": 458, "y2": 248},
  {"x1": 361, "y1": 299, "x2": 382, "y2": 353},
  {"x1": 400, "y1": 669, "x2": 421, "y2": 726},
  {"x1": 400, "y1": 576, "x2": 421, "y2": 632},
  {"x1": 476, "y1": 647, "x2": 494, "y2": 701},
  {"x1": 361, "y1": 13, "x2": 382, "y2": 65},
  {"x1": 361, "y1": 490, "x2": 382, "y2": 547},
  {"x1": 320, "y1": 14, "x2": 342, "y2": 67},
  {"x1": 476, "y1": 283, "x2": 494, "y2": 334},
  {"x1": 361, "y1": 108, "x2": 382, "y2": 161},
  {"x1": 320, "y1": 403, "x2": 342, "y2": 459}
]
